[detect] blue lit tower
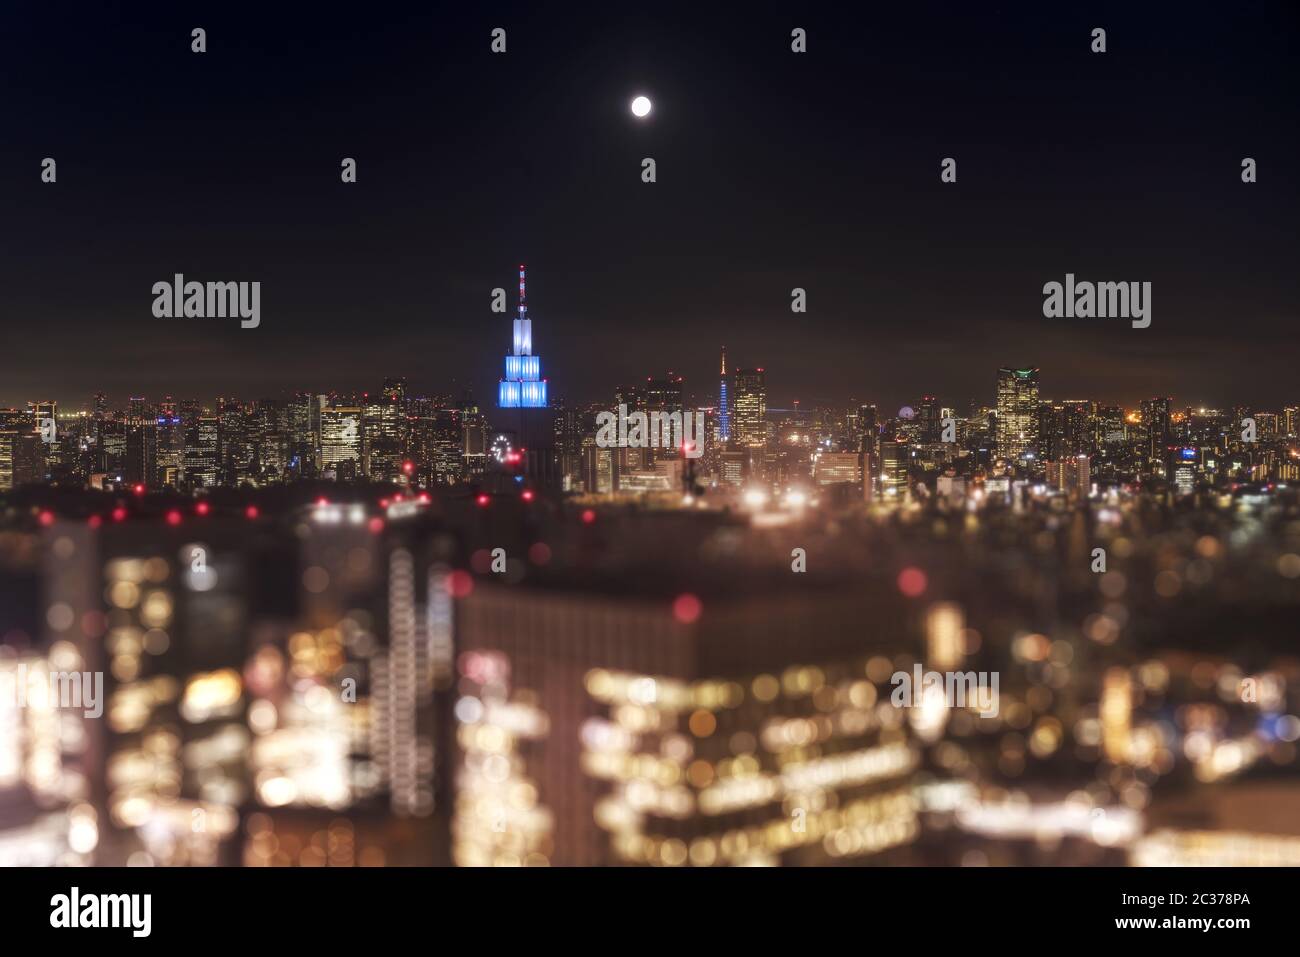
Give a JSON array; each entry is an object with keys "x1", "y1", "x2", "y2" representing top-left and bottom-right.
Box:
[
  {"x1": 718, "y1": 346, "x2": 730, "y2": 442},
  {"x1": 498, "y1": 265, "x2": 548, "y2": 409}
]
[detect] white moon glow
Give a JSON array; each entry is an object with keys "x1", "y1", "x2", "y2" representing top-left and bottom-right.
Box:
[{"x1": 631, "y1": 96, "x2": 652, "y2": 118}]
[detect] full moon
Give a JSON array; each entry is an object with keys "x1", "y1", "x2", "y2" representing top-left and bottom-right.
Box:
[{"x1": 630, "y1": 95, "x2": 652, "y2": 118}]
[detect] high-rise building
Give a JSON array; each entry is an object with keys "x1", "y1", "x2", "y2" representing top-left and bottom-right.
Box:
[
  {"x1": 124, "y1": 420, "x2": 157, "y2": 486},
  {"x1": 495, "y1": 267, "x2": 559, "y2": 484},
  {"x1": 995, "y1": 367, "x2": 1039, "y2": 463},
  {"x1": 321, "y1": 406, "x2": 363, "y2": 481},
  {"x1": 580, "y1": 438, "x2": 615, "y2": 493},
  {"x1": 918, "y1": 395, "x2": 940, "y2": 443},
  {"x1": 459, "y1": 396, "x2": 489, "y2": 479},
  {"x1": 155, "y1": 404, "x2": 184, "y2": 487},
  {"x1": 553, "y1": 406, "x2": 589, "y2": 490},
  {"x1": 286, "y1": 393, "x2": 320, "y2": 478},
  {"x1": 364, "y1": 393, "x2": 405, "y2": 482},
  {"x1": 1170, "y1": 447, "x2": 1198, "y2": 496},
  {"x1": 1141, "y1": 397, "x2": 1172, "y2": 462},
  {"x1": 858, "y1": 404, "x2": 879, "y2": 459},
  {"x1": 718, "y1": 448, "x2": 747, "y2": 487},
  {"x1": 99, "y1": 421, "x2": 126, "y2": 478},
  {"x1": 0, "y1": 409, "x2": 27, "y2": 490},
  {"x1": 0, "y1": 430, "x2": 43, "y2": 490},
  {"x1": 1094, "y1": 405, "x2": 1125, "y2": 450},
  {"x1": 455, "y1": 569, "x2": 920, "y2": 866},
  {"x1": 1039, "y1": 399, "x2": 1091, "y2": 460},
  {"x1": 382, "y1": 377, "x2": 407, "y2": 404},
  {"x1": 880, "y1": 437, "x2": 910, "y2": 500},
  {"x1": 610, "y1": 383, "x2": 649, "y2": 474},
  {"x1": 498, "y1": 265, "x2": 548, "y2": 409},
  {"x1": 429, "y1": 408, "x2": 464, "y2": 485},
  {"x1": 27, "y1": 400, "x2": 57, "y2": 432},
  {"x1": 812, "y1": 451, "x2": 865, "y2": 490},
  {"x1": 217, "y1": 398, "x2": 251, "y2": 486},
  {"x1": 184, "y1": 415, "x2": 219, "y2": 488},
  {"x1": 732, "y1": 368, "x2": 767, "y2": 451},
  {"x1": 644, "y1": 374, "x2": 686, "y2": 462},
  {"x1": 1046, "y1": 454, "x2": 1090, "y2": 497}
]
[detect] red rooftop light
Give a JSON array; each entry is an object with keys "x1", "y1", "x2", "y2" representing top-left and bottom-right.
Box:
[
  {"x1": 195, "y1": 501, "x2": 210, "y2": 516},
  {"x1": 245, "y1": 505, "x2": 259, "y2": 519},
  {"x1": 476, "y1": 494, "x2": 490, "y2": 507},
  {"x1": 673, "y1": 593, "x2": 703, "y2": 624},
  {"x1": 897, "y1": 567, "x2": 928, "y2": 598},
  {"x1": 166, "y1": 510, "x2": 182, "y2": 526},
  {"x1": 446, "y1": 570, "x2": 474, "y2": 598},
  {"x1": 112, "y1": 507, "x2": 128, "y2": 522}
]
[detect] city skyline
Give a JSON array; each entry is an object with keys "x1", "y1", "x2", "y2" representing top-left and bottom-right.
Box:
[
  {"x1": 7, "y1": 365, "x2": 1295, "y2": 419},
  {"x1": 2, "y1": 4, "x2": 1297, "y2": 410}
]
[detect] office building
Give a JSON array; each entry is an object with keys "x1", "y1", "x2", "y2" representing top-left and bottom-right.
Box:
[{"x1": 996, "y1": 367, "x2": 1039, "y2": 463}]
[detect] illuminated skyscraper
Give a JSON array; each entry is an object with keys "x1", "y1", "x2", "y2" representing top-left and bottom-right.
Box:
[
  {"x1": 645, "y1": 373, "x2": 685, "y2": 463},
  {"x1": 124, "y1": 420, "x2": 157, "y2": 486},
  {"x1": 382, "y1": 377, "x2": 407, "y2": 404},
  {"x1": 918, "y1": 394, "x2": 939, "y2": 443},
  {"x1": 455, "y1": 569, "x2": 920, "y2": 866},
  {"x1": 1171, "y1": 447, "x2": 1197, "y2": 496},
  {"x1": 288, "y1": 393, "x2": 320, "y2": 478},
  {"x1": 320, "y1": 406, "x2": 363, "y2": 480},
  {"x1": 733, "y1": 368, "x2": 766, "y2": 451},
  {"x1": 880, "y1": 437, "x2": 910, "y2": 500},
  {"x1": 1095, "y1": 405, "x2": 1124, "y2": 449},
  {"x1": 995, "y1": 367, "x2": 1039, "y2": 463},
  {"x1": 216, "y1": 398, "x2": 252, "y2": 486},
  {"x1": 1046, "y1": 454, "x2": 1091, "y2": 497},
  {"x1": 429, "y1": 408, "x2": 464, "y2": 484},
  {"x1": 184, "y1": 415, "x2": 219, "y2": 489},
  {"x1": 155, "y1": 396, "x2": 184, "y2": 487},
  {"x1": 364, "y1": 393, "x2": 404, "y2": 482},
  {"x1": 1141, "y1": 396, "x2": 1172, "y2": 460},
  {"x1": 498, "y1": 265, "x2": 548, "y2": 409},
  {"x1": 858, "y1": 404, "x2": 879, "y2": 458}
]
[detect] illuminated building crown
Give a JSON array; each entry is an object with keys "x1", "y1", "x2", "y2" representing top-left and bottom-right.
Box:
[{"x1": 498, "y1": 264, "x2": 548, "y2": 408}]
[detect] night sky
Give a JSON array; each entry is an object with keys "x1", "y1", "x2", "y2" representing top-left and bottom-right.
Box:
[{"x1": 2, "y1": 1, "x2": 1297, "y2": 412}]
